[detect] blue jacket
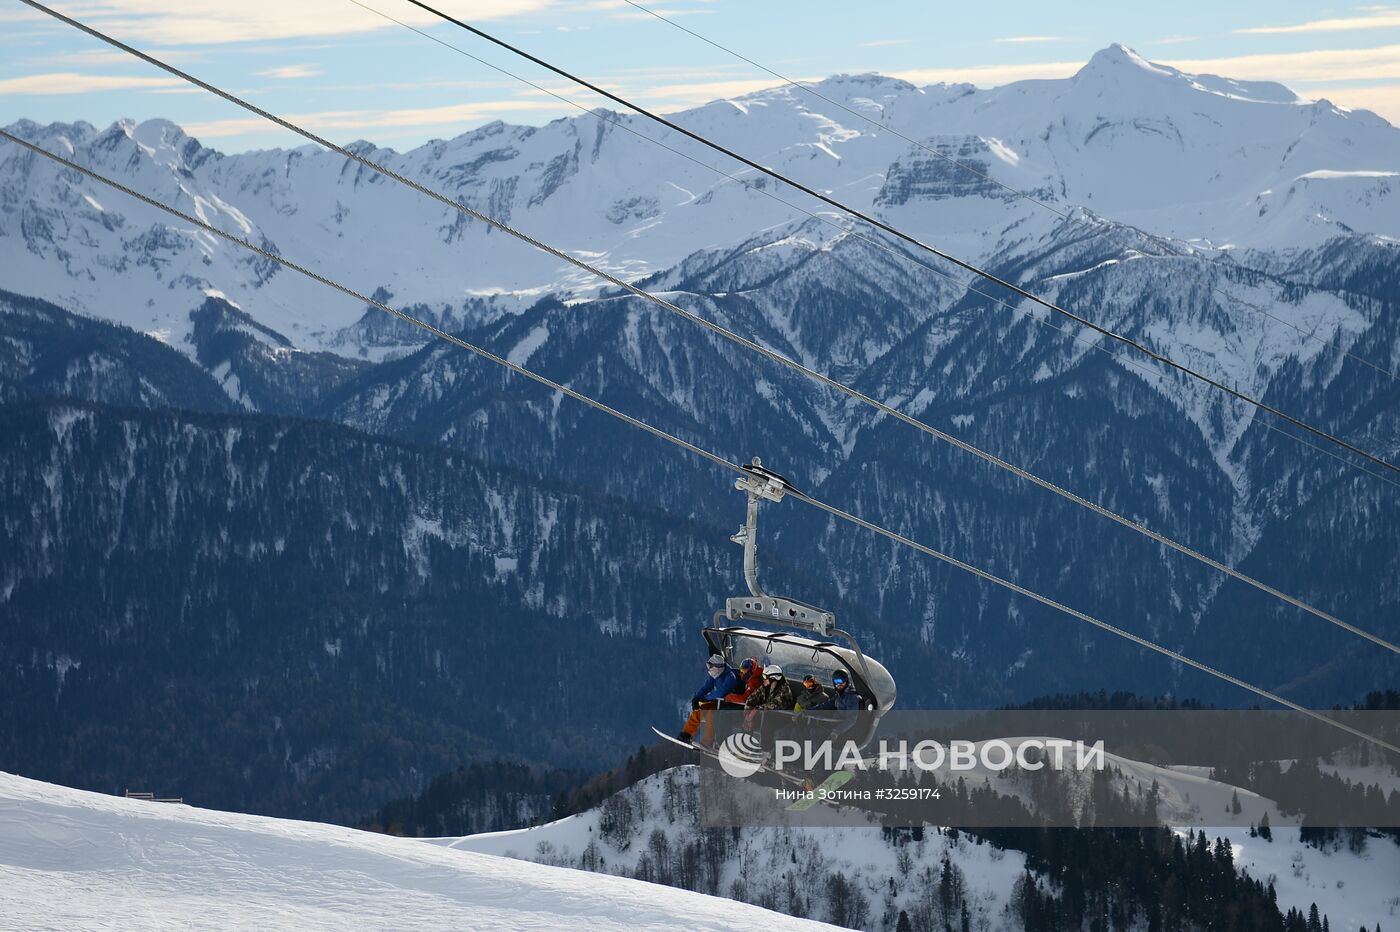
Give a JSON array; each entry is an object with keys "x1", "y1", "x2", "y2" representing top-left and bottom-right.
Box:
[
  {"x1": 693, "y1": 665, "x2": 740, "y2": 703},
  {"x1": 813, "y1": 684, "x2": 864, "y2": 712}
]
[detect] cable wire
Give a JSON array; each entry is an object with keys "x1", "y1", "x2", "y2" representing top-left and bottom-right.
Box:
[
  {"x1": 617, "y1": 0, "x2": 1400, "y2": 385},
  {"x1": 7, "y1": 126, "x2": 1396, "y2": 758},
  {"x1": 340, "y1": 0, "x2": 1400, "y2": 496},
  {"x1": 339, "y1": 0, "x2": 1205, "y2": 404},
  {"x1": 403, "y1": 0, "x2": 1400, "y2": 477},
  {"x1": 17, "y1": 0, "x2": 1400, "y2": 657}
]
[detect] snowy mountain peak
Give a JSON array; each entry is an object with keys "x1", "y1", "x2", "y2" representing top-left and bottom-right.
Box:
[
  {"x1": 804, "y1": 72, "x2": 920, "y2": 98},
  {"x1": 129, "y1": 117, "x2": 191, "y2": 147},
  {"x1": 1075, "y1": 43, "x2": 1301, "y2": 107},
  {"x1": 128, "y1": 118, "x2": 204, "y2": 168},
  {"x1": 4, "y1": 119, "x2": 91, "y2": 157},
  {"x1": 1082, "y1": 42, "x2": 1165, "y2": 75}
]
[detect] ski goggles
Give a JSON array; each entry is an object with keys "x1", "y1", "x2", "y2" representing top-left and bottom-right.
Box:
[{"x1": 832, "y1": 674, "x2": 848, "y2": 686}]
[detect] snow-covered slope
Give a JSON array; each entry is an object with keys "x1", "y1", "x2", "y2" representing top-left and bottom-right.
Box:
[
  {"x1": 1216, "y1": 825, "x2": 1400, "y2": 931},
  {"x1": 3, "y1": 44, "x2": 1397, "y2": 360},
  {"x1": 449, "y1": 765, "x2": 1400, "y2": 931},
  {"x1": 452, "y1": 766, "x2": 1030, "y2": 929},
  {"x1": 0, "y1": 769, "x2": 839, "y2": 931}
]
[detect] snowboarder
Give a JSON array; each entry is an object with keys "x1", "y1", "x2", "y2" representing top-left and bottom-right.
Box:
[
  {"x1": 744, "y1": 664, "x2": 796, "y2": 712},
  {"x1": 722, "y1": 656, "x2": 762, "y2": 708},
  {"x1": 792, "y1": 673, "x2": 830, "y2": 712},
  {"x1": 811, "y1": 668, "x2": 864, "y2": 738},
  {"x1": 677, "y1": 654, "x2": 739, "y2": 746},
  {"x1": 791, "y1": 673, "x2": 834, "y2": 744},
  {"x1": 744, "y1": 664, "x2": 796, "y2": 746}
]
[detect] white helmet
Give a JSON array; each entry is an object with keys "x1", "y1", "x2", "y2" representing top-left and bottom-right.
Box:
[
  {"x1": 762, "y1": 664, "x2": 783, "y2": 678},
  {"x1": 706, "y1": 654, "x2": 726, "y2": 667}
]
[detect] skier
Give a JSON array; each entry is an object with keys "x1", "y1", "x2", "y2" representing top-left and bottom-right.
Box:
[{"x1": 677, "y1": 653, "x2": 739, "y2": 746}]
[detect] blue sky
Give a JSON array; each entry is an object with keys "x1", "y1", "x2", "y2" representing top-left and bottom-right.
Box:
[{"x1": 3, "y1": 1, "x2": 1400, "y2": 152}]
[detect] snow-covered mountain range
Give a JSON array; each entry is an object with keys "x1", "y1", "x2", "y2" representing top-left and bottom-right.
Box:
[
  {"x1": 3, "y1": 43, "x2": 1400, "y2": 821},
  {"x1": 3, "y1": 44, "x2": 1396, "y2": 362}
]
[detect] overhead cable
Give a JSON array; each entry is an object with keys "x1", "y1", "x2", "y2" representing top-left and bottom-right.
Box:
[
  {"x1": 343, "y1": 0, "x2": 1400, "y2": 494},
  {"x1": 7, "y1": 126, "x2": 1395, "y2": 758},
  {"x1": 17, "y1": 0, "x2": 1400, "y2": 656},
  {"x1": 616, "y1": 0, "x2": 1400, "y2": 384},
  {"x1": 404, "y1": 0, "x2": 1400, "y2": 477}
]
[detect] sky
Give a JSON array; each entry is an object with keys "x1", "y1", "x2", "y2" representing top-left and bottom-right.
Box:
[{"x1": 3, "y1": 1, "x2": 1400, "y2": 153}]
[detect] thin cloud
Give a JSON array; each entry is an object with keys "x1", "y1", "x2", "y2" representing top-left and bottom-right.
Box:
[
  {"x1": 0, "y1": 72, "x2": 186, "y2": 95},
  {"x1": 860, "y1": 39, "x2": 912, "y2": 48},
  {"x1": 613, "y1": 7, "x2": 714, "y2": 19},
  {"x1": 632, "y1": 75, "x2": 817, "y2": 104},
  {"x1": 1146, "y1": 36, "x2": 1201, "y2": 46},
  {"x1": 1237, "y1": 8, "x2": 1400, "y2": 35},
  {"x1": 37, "y1": 0, "x2": 557, "y2": 45},
  {"x1": 1299, "y1": 83, "x2": 1400, "y2": 123},
  {"x1": 994, "y1": 36, "x2": 1067, "y2": 44},
  {"x1": 890, "y1": 43, "x2": 1400, "y2": 90},
  {"x1": 1163, "y1": 43, "x2": 1400, "y2": 83},
  {"x1": 37, "y1": 48, "x2": 137, "y2": 66},
  {"x1": 892, "y1": 60, "x2": 1082, "y2": 86},
  {"x1": 182, "y1": 99, "x2": 565, "y2": 138},
  {"x1": 256, "y1": 64, "x2": 321, "y2": 79}
]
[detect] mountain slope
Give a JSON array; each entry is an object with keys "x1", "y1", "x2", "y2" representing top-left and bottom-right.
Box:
[
  {"x1": 450, "y1": 763, "x2": 1397, "y2": 930},
  {"x1": 0, "y1": 769, "x2": 836, "y2": 931},
  {"x1": 0, "y1": 397, "x2": 746, "y2": 819},
  {"x1": 0, "y1": 289, "x2": 235, "y2": 412}
]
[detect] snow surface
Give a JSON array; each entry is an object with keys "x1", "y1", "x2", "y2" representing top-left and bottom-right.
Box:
[
  {"x1": 3, "y1": 762, "x2": 1397, "y2": 930},
  {"x1": 0, "y1": 770, "x2": 839, "y2": 931}
]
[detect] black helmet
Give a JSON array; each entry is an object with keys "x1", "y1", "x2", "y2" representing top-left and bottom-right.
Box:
[{"x1": 831, "y1": 668, "x2": 849, "y2": 687}]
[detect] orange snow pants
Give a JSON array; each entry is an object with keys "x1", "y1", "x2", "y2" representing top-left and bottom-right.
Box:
[{"x1": 682, "y1": 701, "x2": 719, "y2": 745}]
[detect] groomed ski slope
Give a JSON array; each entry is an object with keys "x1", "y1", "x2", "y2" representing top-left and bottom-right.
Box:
[{"x1": 0, "y1": 770, "x2": 839, "y2": 931}]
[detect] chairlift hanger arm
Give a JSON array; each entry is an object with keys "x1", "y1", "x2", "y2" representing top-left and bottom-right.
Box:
[
  {"x1": 723, "y1": 458, "x2": 878, "y2": 686},
  {"x1": 727, "y1": 457, "x2": 835, "y2": 632}
]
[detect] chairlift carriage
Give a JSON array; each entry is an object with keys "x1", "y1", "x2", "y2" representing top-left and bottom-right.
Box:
[{"x1": 708, "y1": 458, "x2": 897, "y2": 749}]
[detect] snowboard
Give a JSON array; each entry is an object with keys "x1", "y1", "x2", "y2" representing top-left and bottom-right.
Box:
[
  {"x1": 650, "y1": 726, "x2": 807, "y2": 788},
  {"x1": 650, "y1": 726, "x2": 855, "y2": 809},
  {"x1": 784, "y1": 769, "x2": 857, "y2": 811}
]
